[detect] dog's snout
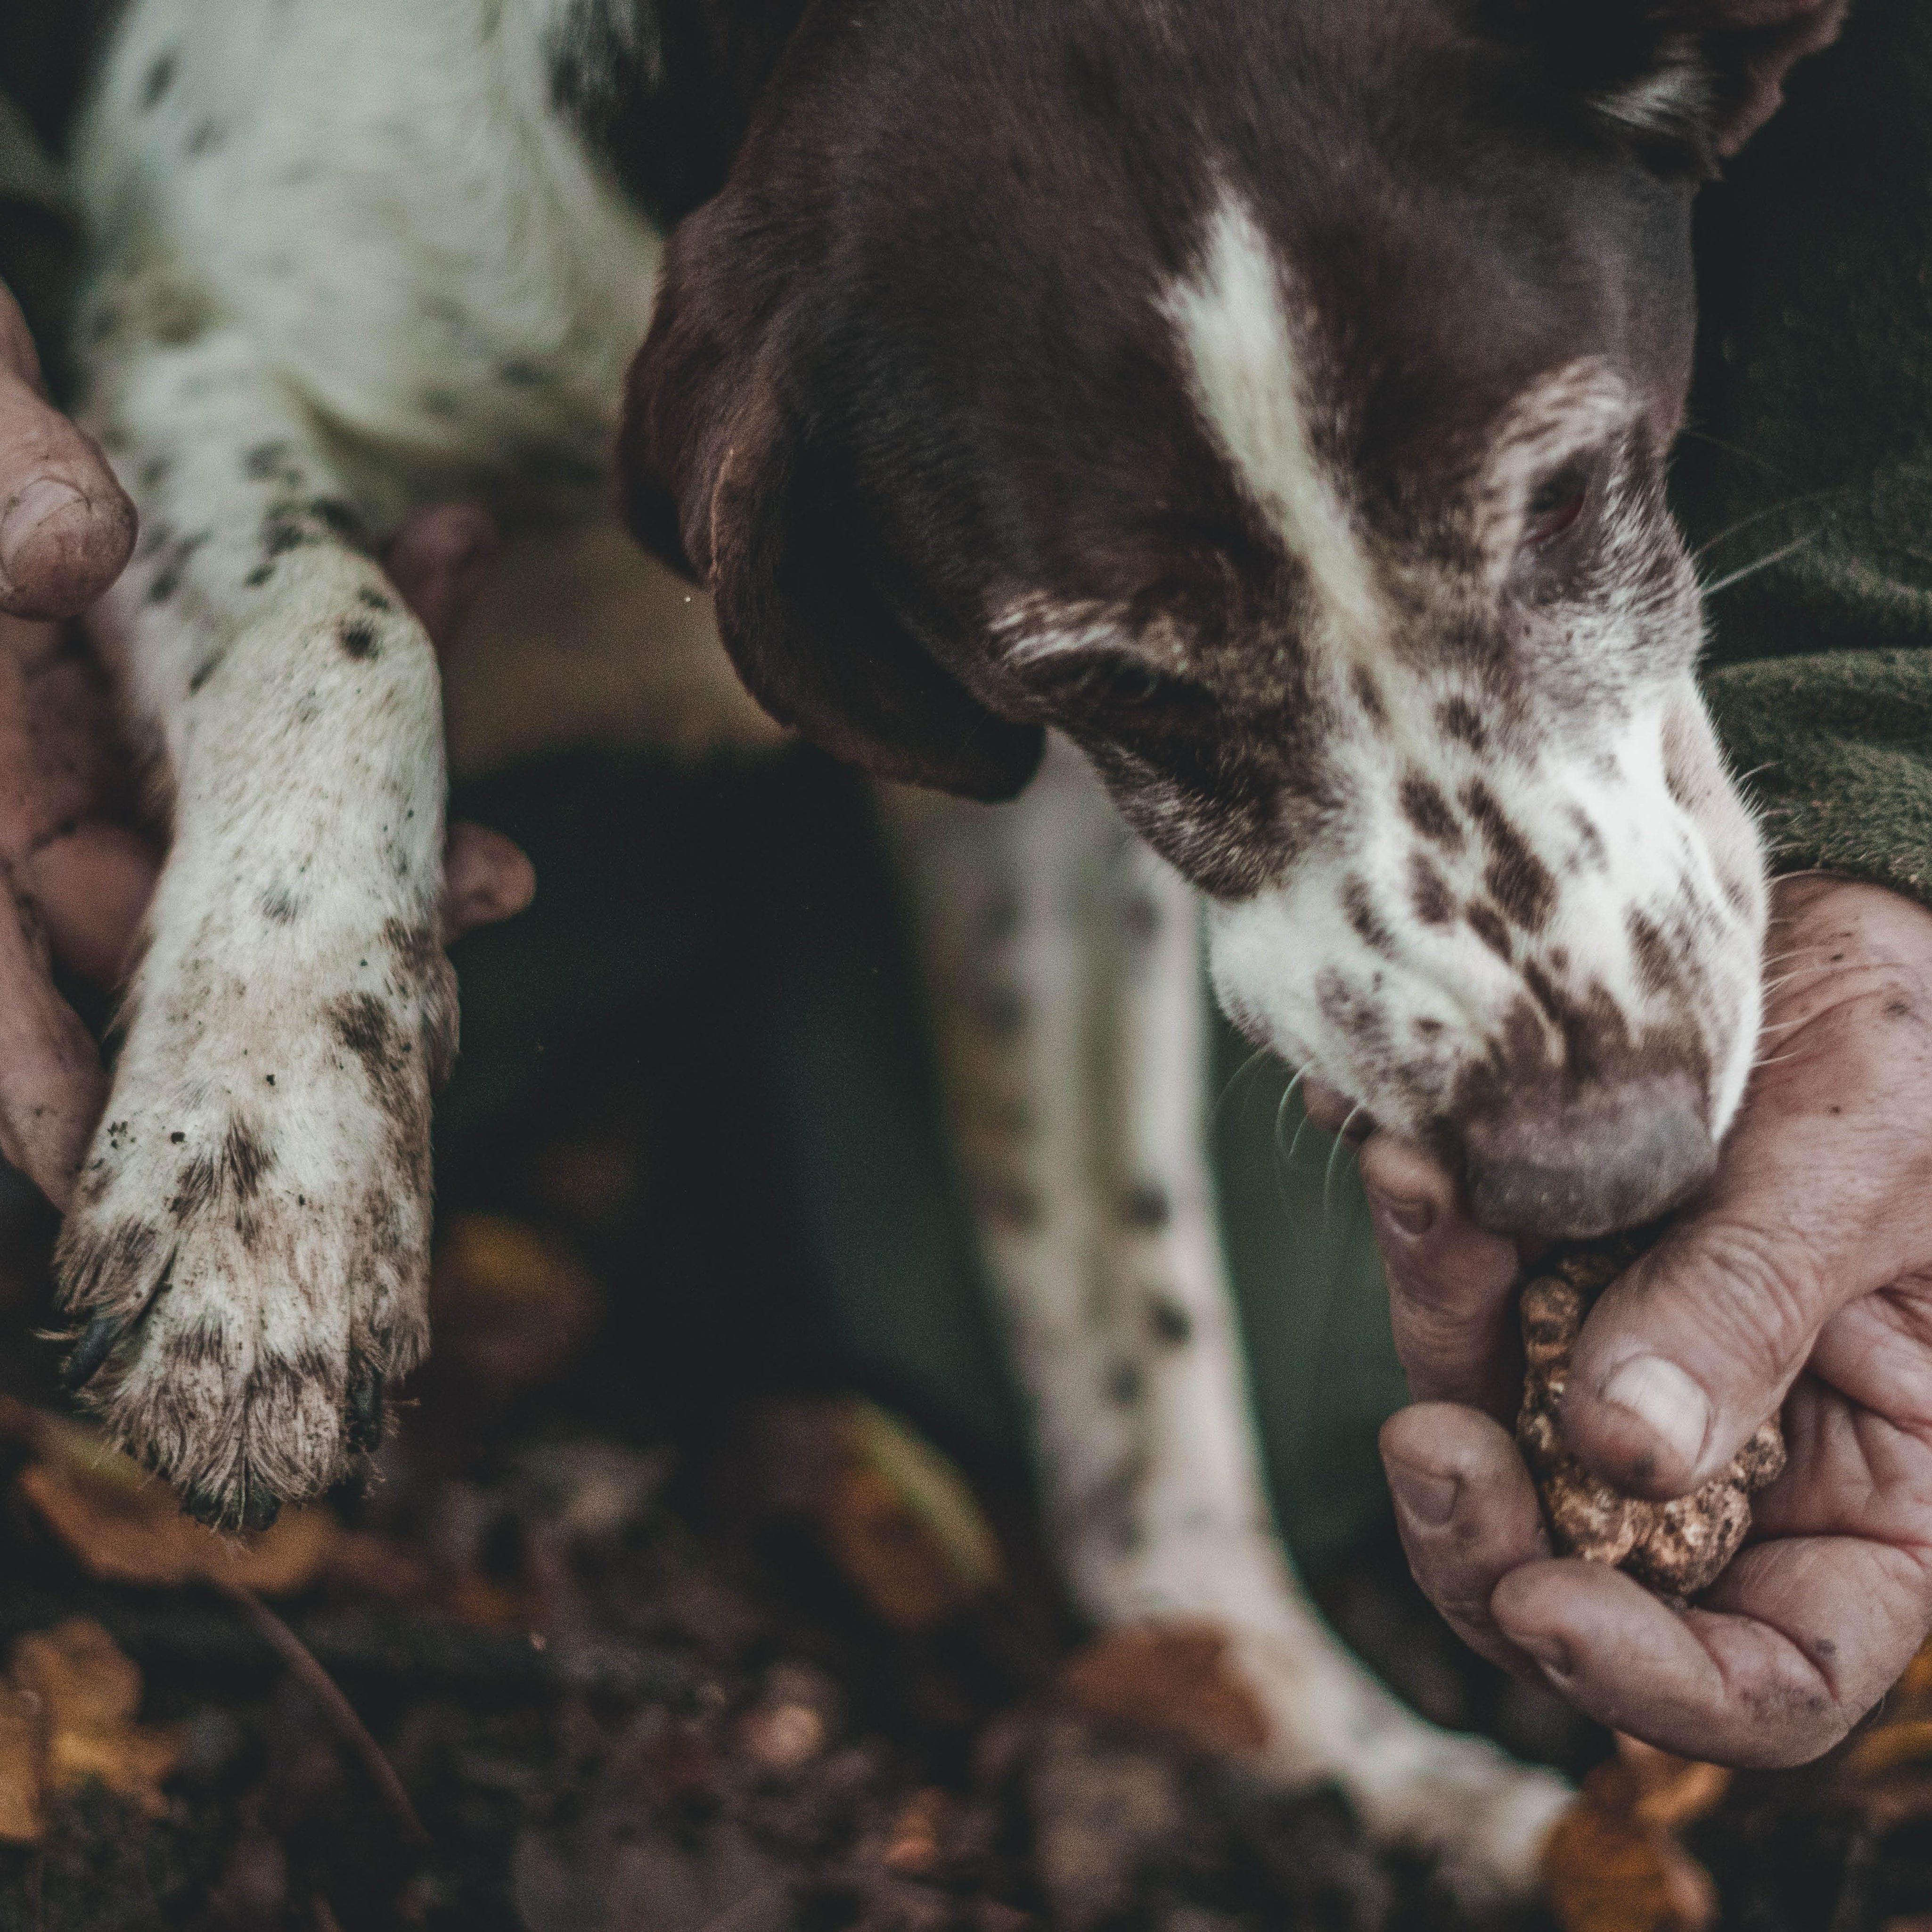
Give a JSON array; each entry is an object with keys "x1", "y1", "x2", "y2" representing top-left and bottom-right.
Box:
[{"x1": 1457, "y1": 1076, "x2": 1716, "y2": 1242}]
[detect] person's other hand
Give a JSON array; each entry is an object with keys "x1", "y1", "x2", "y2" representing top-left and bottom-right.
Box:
[
  {"x1": 0, "y1": 388, "x2": 534, "y2": 1208},
  {"x1": 1353, "y1": 876, "x2": 1932, "y2": 1765}
]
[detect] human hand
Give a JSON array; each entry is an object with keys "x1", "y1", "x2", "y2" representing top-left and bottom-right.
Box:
[
  {"x1": 1351, "y1": 876, "x2": 1932, "y2": 1766},
  {"x1": 0, "y1": 357, "x2": 534, "y2": 1207}
]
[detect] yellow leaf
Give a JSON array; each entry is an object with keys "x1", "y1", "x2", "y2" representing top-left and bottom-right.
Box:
[
  {"x1": 1542, "y1": 1758, "x2": 1720, "y2": 1932},
  {"x1": 8, "y1": 1621, "x2": 182, "y2": 1822},
  {"x1": 0, "y1": 1688, "x2": 44, "y2": 1844},
  {"x1": 1059, "y1": 1624, "x2": 1271, "y2": 1760},
  {"x1": 429, "y1": 1214, "x2": 602, "y2": 1403},
  {"x1": 16, "y1": 1420, "x2": 337, "y2": 1594},
  {"x1": 818, "y1": 1400, "x2": 1005, "y2": 1631}
]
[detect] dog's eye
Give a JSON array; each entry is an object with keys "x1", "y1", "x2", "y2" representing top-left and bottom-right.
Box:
[
  {"x1": 1522, "y1": 470, "x2": 1590, "y2": 550},
  {"x1": 1095, "y1": 660, "x2": 1168, "y2": 710}
]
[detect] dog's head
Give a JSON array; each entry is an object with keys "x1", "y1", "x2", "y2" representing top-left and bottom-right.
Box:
[{"x1": 621, "y1": 0, "x2": 1849, "y2": 1240}]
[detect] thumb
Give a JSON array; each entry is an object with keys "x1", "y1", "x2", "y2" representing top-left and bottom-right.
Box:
[
  {"x1": 1563, "y1": 993, "x2": 1932, "y2": 1497},
  {"x1": 1562, "y1": 1215, "x2": 1823, "y2": 1499}
]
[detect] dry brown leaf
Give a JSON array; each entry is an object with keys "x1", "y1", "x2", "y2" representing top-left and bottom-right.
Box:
[
  {"x1": 1058, "y1": 1624, "x2": 1270, "y2": 1760},
  {"x1": 1837, "y1": 1636, "x2": 1932, "y2": 1825},
  {"x1": 883, "y1": 1788, "x2": 951, "y2": 1878},
  {"x1": 16, "y1": 1415, "x2": 337, "y2": 1594},
  {"x1": 1542, "y1": 1748, "x2": 1724, "y2": 1932},
  {"x1": 0, "y1": 1685, "x2": 43, "y2": 1843},
  {"x1": 428, "y1": 1214, "x2": 603, "y2": 1404},
  {"x1": 1, "y1": 1621, "x2": 182, "y2": 1831},
  {"x1": 811, "y1": 1401, "x2": 1005, "y2": 1632}
]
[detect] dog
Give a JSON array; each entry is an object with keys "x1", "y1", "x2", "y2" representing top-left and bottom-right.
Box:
[{"x1": 55, "y1": 0, "x2": 1846, "y2": 1899}]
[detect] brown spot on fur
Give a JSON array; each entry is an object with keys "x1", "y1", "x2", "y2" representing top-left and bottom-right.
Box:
[
  {"x1": 1400, "y1": 774, "x2": 1463, "y2": 851},
  {"x1": 222, "y1": 1120, "x2": 272, "y2": 1203},
  {"x1": 1148, "y1": 1298, "x2": 1193, "y2": 1346},
  {"x1": 1468, "y1": 902, "x2": 1513, "y2": 961},
  {"x1": 1409, "y1": 851, "x2": 1456, "y2": 926},
  {"x1": 1350, "y1": 665, "x2": 1389, "y2": 730},
  {"x1": 1463, "y1": 781, "x2": 1556, "y2": 932},
  {"x1": 1626, "y1": 910, "x2": 1680, "y2": 1000},
  {"x1": 1343, "y1": 876, "x2": 1395, "y2": 957},
  {"x1": 338, "y1": 618, "x2": 381, "y2": 661},
  {"x1": 1120, "y1": 1183, "x2": 1171, "y2": 1231},
  {"x1": 1437, "y1": 697, "x2": 1487, "y2": 750}
]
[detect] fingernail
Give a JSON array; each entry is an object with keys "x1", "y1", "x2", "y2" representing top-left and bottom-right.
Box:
[
  {"x1": 1515, "y1": 1631, "x2": 1573, "y2": 1680},
  {"x1": 0, "y1": 478, "x2": 85, "y2": 586},
  {"x1": 1598, "y1": 1355, "x2": 1711, "y2": 1471},
  {"x1": 1388, "y1": 1461, "x2": 1458, "y2": 1527},
  {"x1": 1372, "y1": 1192, "x2": 1433, "y2": 1238}
]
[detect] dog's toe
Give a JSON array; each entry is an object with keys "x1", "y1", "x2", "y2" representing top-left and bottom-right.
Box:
[{"x1": 345, "y1": 1367, "x2": 387, "y2": 1454}]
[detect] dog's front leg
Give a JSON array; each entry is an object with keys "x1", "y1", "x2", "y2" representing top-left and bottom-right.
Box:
[
  {"x1": 884, "y1": 741, "x2": 1571, "y2": 1903},
  {"x1": 58, "y1": 309, "x2": 451, "y2": 1528}
]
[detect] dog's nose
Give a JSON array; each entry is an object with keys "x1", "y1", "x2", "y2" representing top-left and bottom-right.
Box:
[{"x1": 1456, "y1": 1076, "x2": 1716, "y2": 1241}]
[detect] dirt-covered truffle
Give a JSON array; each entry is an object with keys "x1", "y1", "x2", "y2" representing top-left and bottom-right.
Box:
[{"x1": 1517, "y1": 1246, "x2": 1786, "y2": 1600}]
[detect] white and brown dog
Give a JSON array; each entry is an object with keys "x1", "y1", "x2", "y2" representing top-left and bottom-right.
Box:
[{"x1": 55, "y1": 0, "x2": 1845, "y2": 1899}]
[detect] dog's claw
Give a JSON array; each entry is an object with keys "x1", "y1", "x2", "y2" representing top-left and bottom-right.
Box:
[
  {"x1": 183, "y1": 1477, "x2": 282, "y2": 1534},
  {"x1": 61, "y1": 1311, "x2": 126, "y2": 1392},
  {"x1": 346, "y1": 1369, "x2": 386, "y2": 1453}
]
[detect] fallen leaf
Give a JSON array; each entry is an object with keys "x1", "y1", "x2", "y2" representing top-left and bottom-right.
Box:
[
  {"x1": 1541, "y1": 1745, "x2": 1726, "y2": 1932},
  {"x1": 1058, "y1": 1624, "x2": 1269, "y2": 1760},
  {"x1": 16, "y1": 1412, "x2": 337, "y2": 1594},
  {"x1": 1838, "y1": 1635, "x2": 1932, "y2": 1825},
  {"x1": 2, "y1": 1620, "x2": 183, "y2": 1831},
  {"x1": 883, "y1": 1787, "x2": 950, "y2": 1877},
  {"x1": 428, "y1": 1214, "x2": 603, "y2": 1405},
  {"x1": 0, "y1": 1684, "x2": 43, "y2": 1843},
  {"x1": 789, "y1": 1400, "x2": 1005, "y2": 1631}
]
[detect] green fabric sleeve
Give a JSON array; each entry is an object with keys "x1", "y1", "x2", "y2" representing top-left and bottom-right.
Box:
[
  {"x1": 0, "y1": 81, "x2": 77, "y2": 385},
  {"x1": 1679, "y1": 0, "x2": 1932, "y2": 903}
]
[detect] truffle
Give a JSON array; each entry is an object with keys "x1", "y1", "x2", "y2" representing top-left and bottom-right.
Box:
[{"x1": 1517, "y1": 1246, "x2": 1785, "y2": 1600}]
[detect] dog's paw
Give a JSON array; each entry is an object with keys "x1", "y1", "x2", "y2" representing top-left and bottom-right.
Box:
[
  {"x1": 1225, "y1": 1625, "x2": 1574, "y2": 1907},
  {"x1": 53, "y1": 921, "x2": 455, "y2": 1529}
]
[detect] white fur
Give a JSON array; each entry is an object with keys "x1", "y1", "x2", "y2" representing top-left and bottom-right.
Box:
[
  {"x1": 881, "y1": 746, "x2": 1571, "y2": 1899},
  {"x1": 1162, "y1": 192, "x2": 1382, "y2": 647}
]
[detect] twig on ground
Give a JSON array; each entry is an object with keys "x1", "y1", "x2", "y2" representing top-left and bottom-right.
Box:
[{"x1": 205, "y1": 1577, "x2": 429, "y2": 1847}]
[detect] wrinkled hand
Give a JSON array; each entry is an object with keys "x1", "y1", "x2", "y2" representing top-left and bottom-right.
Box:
[
  {"x1": 1345, "y1": 876, "x2": 1932, "y2": 1767},
  {"x1": 0, "y1": 281, "x2": 532, "y2": 1204}
]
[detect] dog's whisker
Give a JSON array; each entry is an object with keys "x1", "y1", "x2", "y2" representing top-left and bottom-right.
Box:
[
  {"x1": 1701, "y1": 531, "x2": 1820, "y2": 598},
  {"x1": 1322, "y1": 1105, "x2": 1368, "y2": 1223},
  {"x1": 1216, "y1": 1046, "x2": 1276, "y2": 1121},
  {"x1": 1692, "y1": 488, "x2": 1849, "y2": 562}
]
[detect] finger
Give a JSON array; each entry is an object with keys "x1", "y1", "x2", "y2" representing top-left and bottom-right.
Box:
[
  {"x1": 20, "y1": 823, "x2": 161, "y2": 985},
  {"x1": 1364, "y1": 1132, "x2": 1524, "y2": 1416},
  {"x1": 1566, "y1": 985, "x2": 1932, "y2": 1499},
  {"x1": 0, "y1": 876, "x2": 106, "y2": 1206},
  {"x1": 0, "y1": 285, "x2": 136, "y2": 620},
  {"x1": 1491, "y1": 1532, "x2": 1930, "y2": 1767},
  {"x1": 441, "y1": 822, "x2": 534, "y2": 943},
  {"x1": 381, "y1": 502, "x2": 499, "y2": 657},
  {"x1": 1379, "y1": 1403, "x2": 1552, "y2": 1676}
]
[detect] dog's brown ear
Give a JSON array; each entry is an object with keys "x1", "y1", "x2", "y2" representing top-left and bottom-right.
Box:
[
  {"x1": 1680, "y1": 0, "x2": 1851, "y2": 155},
  {"x1": 1514, "y1": 0, "x2": 1850, "y2": 164},
  {"x1": 620, "y1": 225, "x2": 1044, "y2": 804}
]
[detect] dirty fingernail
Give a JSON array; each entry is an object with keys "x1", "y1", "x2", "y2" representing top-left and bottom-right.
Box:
[
  {"x1": 1388, "y1": 1461, "x2": 1458, "y2": 1528},
  {"x1": 1598, "y1": 1355, "x2": 1711, "y2": 1470},
  {"x1": 0, "y1": 478, "x2": 86, "y2": 586}
]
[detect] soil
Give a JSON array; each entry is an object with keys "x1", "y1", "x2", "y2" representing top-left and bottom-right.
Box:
[{"x1": 0, "y1": 905, "x2": 1916, "y2": 1932}]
